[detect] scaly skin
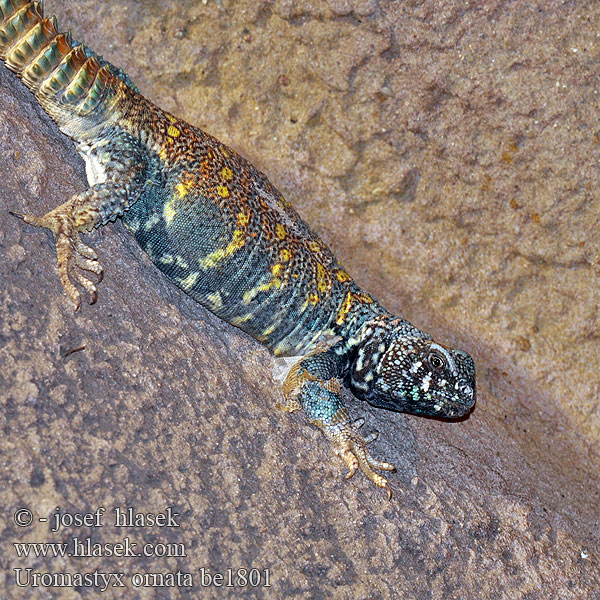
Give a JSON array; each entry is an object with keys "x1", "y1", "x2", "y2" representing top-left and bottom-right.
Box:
[{"x1": 1, "y1": 1, "x2": 476, "y2": 496}]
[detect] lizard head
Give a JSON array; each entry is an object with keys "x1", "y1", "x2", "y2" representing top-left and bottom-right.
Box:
[{"x1": 347, "y1": 318, "x2": 476, "y2": 419}]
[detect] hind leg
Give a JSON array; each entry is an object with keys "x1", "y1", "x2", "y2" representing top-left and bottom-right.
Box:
[{"x1": 12, "y1": 155, "x2": 146, "y2": 309}]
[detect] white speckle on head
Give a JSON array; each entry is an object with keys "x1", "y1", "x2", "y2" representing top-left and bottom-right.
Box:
[
  {"x1": 353, "y1": 379, "x2": 369, "y2": 392},
  {"x1": 439, "y1": 379, "x2": 447, "y2": 387},
  {"x1": 434, "y1": 403, "x2": 442, "y2": 412},
  {"x1": 411, "y1": 361, "x2": 422, "y2": 374},
  {"x1": 356, "y1": 352, "x2": 365, "y2": 372},
  {"x1": 421, "y1": 372, "x2": 431, "y2": 392}
]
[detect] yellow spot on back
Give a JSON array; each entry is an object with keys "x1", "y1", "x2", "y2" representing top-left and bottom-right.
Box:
[
  {"x1": 237, "y1": 212, "x2": 250, "y2": 227},
  {"x1": 221, "y1": 166, "x2": 234, "y2": 181},
  {"x1": 207, "y1": 292, "x2": 223, "y2": 308},
  {"x1": 280, "y1": 249, "x2": 291, "y2": 262},
  {"x1": 275, "y1": 224, "x2": 287, "y2": 240},
  {"x1": 243, "y1": 277, "x2": 282, "y2": 304},
  {"x1": 144, "y1": 213, "x2": 161, "y2": 231},
  {"x1": 164, "y1": 197, "x2": 178, "y2": 225},
  {"x1": 271, "y1": 263, "x2": 283, "y2": 276},
  {"x1": 336, "y1": 270, "x2": 351, "y2": 283},
  {"x1": 309, "y1": 241, "x2": 320, "y2": 252},
  {"x1": 160, "y1": 254, "x2": 174, "y2": 265},
  {"x1": 159, "y1": 148, "x2": 168, "y2": 161},
  {"x1": 176, "y1": 256, "x2": 189, "y2": 269},
  {"x1": 216, "y1": 185, "x2": 230, "y2": 198},
  {"x1": 316, "y1": 263, "x2": 328, "y2": 293},
  {"x1": 221, "y1": 147, "x2": 230, "y2": 158},
  {"x1": 300, "y1": 292, "x2": 320, "y2": 313},
  {"x1": 178, "y1": 271, "x2": 199, "y2": 290},
  {"x1": 336, "y1": 291, "x2": 373, "y2": 325},
  {"x1": 176, "y1": 183, "x2": 189, "y2": 198},
  {"x1": 262, "y1": 323, "x2": 276, "y2": 337},
  {"x1": 231, "y1": 313, "x2": 253, "y2": 325},
  {"x1": 168, "y1": 125, "x2": 181, "y2": 138},
  {"x1": 167, "y1": 114, "x2": 178, "y2": 124},
  {"x1": 336, "y1": 291, "x2": 353, "y2": 325},
  {"x1": 199, "y1": 229, "x2": 246, "y2": 268}
]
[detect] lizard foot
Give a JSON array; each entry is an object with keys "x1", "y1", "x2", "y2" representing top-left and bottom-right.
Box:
[
  {"x1": 281, "y1": 349, "x2": 397, "y2": 497},
  {"x1": 324, "y1": 410, "x2": 396, "y2": 499},
  {"x1": 11, "y1": 210, "x2": 103, "y2": 310}
]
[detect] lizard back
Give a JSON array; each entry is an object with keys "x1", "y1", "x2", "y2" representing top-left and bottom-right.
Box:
[{"x1": 0, "y1": 0, "x2": 385, "y2": 356}]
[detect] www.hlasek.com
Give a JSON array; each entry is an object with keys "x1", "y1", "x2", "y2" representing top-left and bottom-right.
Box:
[{"x1": 12, "y1": 506, "x2": 271, "y2": 591}]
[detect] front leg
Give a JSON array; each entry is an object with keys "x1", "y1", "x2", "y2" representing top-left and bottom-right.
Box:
[
  {"x1": 280, "y1": 349, "x2": 396, "y2": 497},
  {"x1": 12, "y1": 135, "x2": 147, "y2": 309}
]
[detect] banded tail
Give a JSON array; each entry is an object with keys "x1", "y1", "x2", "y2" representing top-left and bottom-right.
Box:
[{"x1": 0, "y1": 0, "x2": 132, "y2": 138}]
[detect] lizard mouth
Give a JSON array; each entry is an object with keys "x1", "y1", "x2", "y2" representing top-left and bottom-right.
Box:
[{"x1": 430, "y1": 387, "x2": 476, "y2": 419}]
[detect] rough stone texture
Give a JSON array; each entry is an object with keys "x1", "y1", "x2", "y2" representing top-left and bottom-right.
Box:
[{"x1": 1, "y1": 1, "x2": 599, "y2": 598}]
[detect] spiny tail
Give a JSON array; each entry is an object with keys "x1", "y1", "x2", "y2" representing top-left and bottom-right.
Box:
[{"x1": 0, "y1": 0, "x2": 132, "y2": 136}]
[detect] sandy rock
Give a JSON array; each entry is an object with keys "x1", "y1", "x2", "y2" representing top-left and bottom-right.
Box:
[{"x1": 1, "y1": 1, "x2": 598, "y2": 598}]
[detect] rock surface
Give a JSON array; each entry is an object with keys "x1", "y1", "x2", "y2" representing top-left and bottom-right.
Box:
[{"x1": 1, "y1": 0, "x2": 598, "y2": 598}]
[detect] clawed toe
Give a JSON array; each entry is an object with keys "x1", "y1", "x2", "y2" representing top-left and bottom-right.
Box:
[
  {"x1": 63, "y1": 242, "x2": 102, "y2": 306},
  {"x1": 326, "y1": 419, "x2": 397, "y2": 498},
  {"x1": 13, "y1": 208, "x2": 103, "y2": 309}
]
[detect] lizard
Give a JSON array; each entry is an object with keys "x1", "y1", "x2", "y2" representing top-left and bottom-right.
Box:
[{"x1": 1, "y1": 0, "x2": 476, "y2": 497}]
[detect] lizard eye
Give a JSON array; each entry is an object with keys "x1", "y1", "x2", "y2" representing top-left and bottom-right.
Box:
[{"x1": 428, "y1": 352, "x2": 446, "y2": 370}]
